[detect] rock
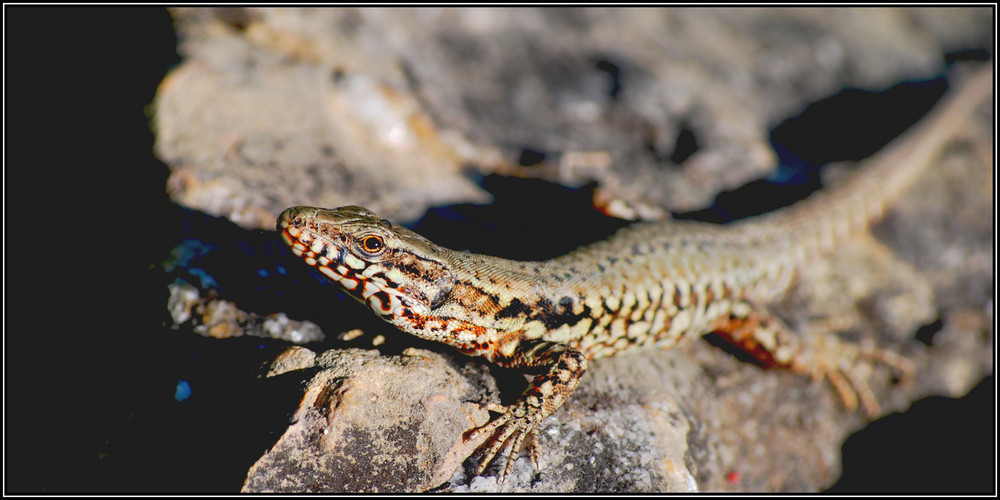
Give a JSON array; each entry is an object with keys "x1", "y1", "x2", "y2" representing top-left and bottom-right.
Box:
[
  {"x1": 243, "y1": 348, "x2": 491, "y2": 492},
  {"x1": 154, "y1": 7, "x2": 992, "y2": 226},
  {"x1": 153, "y1": 7, "x2": 993, "y2": 493},
  {"x1": 243, "y1": 344, "x2": 704, "y2": 493},
  {"x1": 237, "y1": 143, "x2": 995, "y2": 491},
  {"x1": 168, "y1": 279, "x2": 325, "y2": 343},
  {"x1": 233, "y1": 126, "x2": 992, "y2": 491}
]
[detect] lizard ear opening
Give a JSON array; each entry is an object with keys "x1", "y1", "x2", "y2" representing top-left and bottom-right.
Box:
[
  {"x1": 429, "y1": 286, "x2": 452, "y2": 309},
  {"x1": 428, "y1": 273, "x2": 455, "y2": 309},
  {"x1": 396, "y1": 259, "x2": 455, "y2": 312}
]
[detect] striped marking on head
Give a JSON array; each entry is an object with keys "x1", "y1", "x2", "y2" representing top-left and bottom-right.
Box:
[{"x1": 278, "y1": 213, "x2": 408, "y2": 318}]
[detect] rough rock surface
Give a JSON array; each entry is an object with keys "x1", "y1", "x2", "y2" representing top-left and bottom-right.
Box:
[
  {"x1": 153, "y1": 7, "x2": 993, "y2": 493},
  {"x1": 243, "y1": 348, "x2": 494, "y2": 492},
  {"x1": 238, "y1": 139, "x2": 993, "y2": 490},
  {"x1": 154, "y1": 7, "x2": 991, "y2": 225},
  {"x1": 168, "y1": 279, "x2": 325, "y2": 343}
]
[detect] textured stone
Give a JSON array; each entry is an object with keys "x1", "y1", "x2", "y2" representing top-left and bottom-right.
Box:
[
  {"x1": 154, "y1": 7, "x2": 991, "y2": 226},
  {"x1": 243, "y1": 348, "x2": 491, "y2": 492},
  {"x1": 168, "y1": 280, "x2": 325, "y2": 343},
  {"x1": 153, "y1": 7, "x2": 992, "y2": 493}
]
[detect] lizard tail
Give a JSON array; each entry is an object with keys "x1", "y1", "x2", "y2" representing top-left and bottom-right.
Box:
[{"x1": 740, "y1": 61, "x2": 993, "y2": 259}]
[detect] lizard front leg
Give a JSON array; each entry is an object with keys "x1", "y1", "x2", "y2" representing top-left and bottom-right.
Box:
[{"x1": 465, "y1": 338, "x2": 588, "y2": 484}]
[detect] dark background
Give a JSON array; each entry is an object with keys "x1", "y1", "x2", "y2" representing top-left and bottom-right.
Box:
[{"x1": 4, "y1": 6, "x2": 994, "y2": 493}]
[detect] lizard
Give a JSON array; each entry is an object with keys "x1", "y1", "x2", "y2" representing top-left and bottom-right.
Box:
[{"x1": 276, "y1": 62, "x2": 992, "y2": 484}]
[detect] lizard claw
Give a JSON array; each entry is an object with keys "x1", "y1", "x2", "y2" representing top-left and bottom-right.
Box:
[
  {"x1": 807, "y1": 338, "x2": 914, "y2": 418},
  {"x1": 462, "y1": 342, "x2": 587, "y2": 485},
  {"x1": 819, "y1": 359, "x2": 879, "y2": 417},
  {"x1": 465, "y1": 401, "x2": 542, "y2": 485},
  {"x1": 859, "y1": 340, "x2": 915, "y2": 386}
]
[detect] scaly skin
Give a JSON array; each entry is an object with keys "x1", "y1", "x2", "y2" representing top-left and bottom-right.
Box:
[{"x1": 276, "y1": 63, "x2": 992, "y2": 484}]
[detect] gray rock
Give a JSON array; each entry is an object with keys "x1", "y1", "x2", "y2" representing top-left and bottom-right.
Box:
[
  {"x1": 154, "y1": 7, "x2": 993, "y2": 492},
  {"x1": 154, "y1": 7, "x2": 991, "y2": 225},
  {"x1": 243, "y1": 348, "x2": 492, "y2": 492}
]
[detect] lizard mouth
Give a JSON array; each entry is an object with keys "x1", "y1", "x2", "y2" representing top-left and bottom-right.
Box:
[{"x1": 277, "y1": 208, "x2": 408, "y2": 317}]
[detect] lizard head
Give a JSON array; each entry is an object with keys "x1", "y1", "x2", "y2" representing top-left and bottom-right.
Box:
[{"x1": 277, "y1": 206, "x2": 456, "y2": 322}]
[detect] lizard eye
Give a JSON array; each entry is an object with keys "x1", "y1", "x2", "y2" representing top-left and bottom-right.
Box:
[{"x1": 361, "y1": 235, "x2": 385, "y2": 253}]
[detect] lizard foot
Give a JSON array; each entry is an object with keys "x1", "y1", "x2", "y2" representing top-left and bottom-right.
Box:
[
  {"x1": 800, "y1": 336, "x2": 915, "y2": 418},
  {"x1": 464, "y1": 401, "x2": 542, "y2": 485},
  {"x1": 462, "y1": 341, "x2": 587, "y2": 485},
  {"x1": 710, "y1": 303, "x2": 914, "y2": 418}
]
